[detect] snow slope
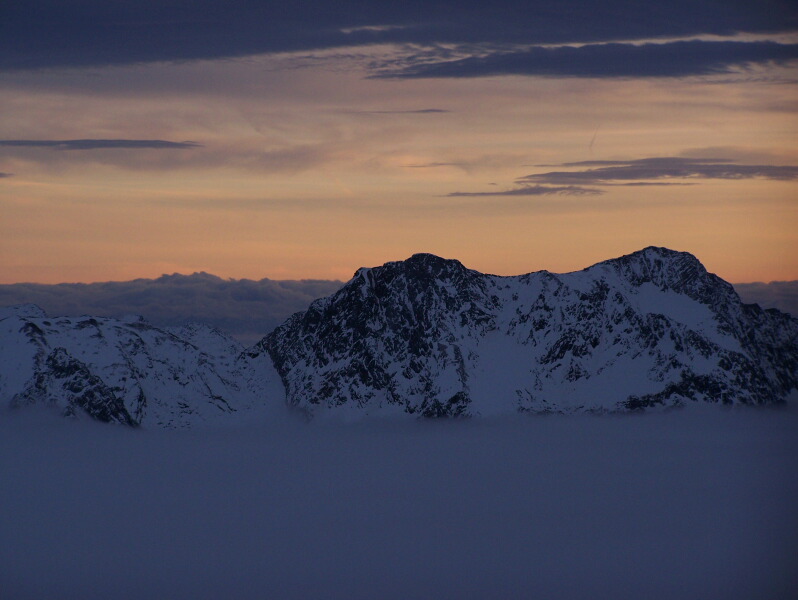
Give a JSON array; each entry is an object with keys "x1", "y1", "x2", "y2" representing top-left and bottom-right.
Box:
[{"x1": 0, "y1": 306, "x2": 283, "y2": 428}]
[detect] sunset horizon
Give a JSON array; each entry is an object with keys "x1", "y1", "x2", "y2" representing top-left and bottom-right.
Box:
[
  {"x1": 0, "y1": 242, "x2": 795, "y2": 286},
  {"x1": 3, "y1": 5, "x2": 798, "y2": 597},
  {"x1": 2, "y1": 2, "x2": 797, "y2": 284}
]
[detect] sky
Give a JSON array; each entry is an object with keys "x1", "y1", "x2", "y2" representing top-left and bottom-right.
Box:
[{"x1": 1, "y1": 1, "x2": 797, "y2": 284}]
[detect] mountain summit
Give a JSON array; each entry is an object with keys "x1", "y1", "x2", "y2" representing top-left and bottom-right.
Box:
[{"x1": 256, "y1": 247, "x2": 798, "y2": 417}]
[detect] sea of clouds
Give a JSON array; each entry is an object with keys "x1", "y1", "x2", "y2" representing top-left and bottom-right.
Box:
[
  {"x1": 1, "y1": 405, "x2": 796, "y2": 599},
  {"x1": 0, "y1": 273, "x2": 343, "y2": 345}
]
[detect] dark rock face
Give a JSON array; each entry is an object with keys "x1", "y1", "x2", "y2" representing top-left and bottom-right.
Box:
[
  {"x1": 256, "y1": 254, "x2": 494, "y2": 416},
  {"x1": 11, "y1": 348, "x2": 136, "y2": 425},
  {"x1": 258, "y1": 247, "x2": 798, "y2": 417}
]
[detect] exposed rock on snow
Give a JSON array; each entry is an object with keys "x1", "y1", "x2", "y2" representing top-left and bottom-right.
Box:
[
  {"x1": 0, "y1": 307, "x2": 283, "y2": 427},
  {"x1": 3, "y1": 247, "x2": 796, "y2": 424},
  {"x1": 256, "y1": 247, "x2": 798, "y2": 417}
]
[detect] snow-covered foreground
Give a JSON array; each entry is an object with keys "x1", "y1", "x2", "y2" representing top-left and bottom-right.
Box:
[{"x1": 1, "y1": 407, "x2": 796, "y2": 600}]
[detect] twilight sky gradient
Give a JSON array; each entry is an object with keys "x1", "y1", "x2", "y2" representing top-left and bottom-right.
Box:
[{"x1": 1, "y1": 1, "x2": 797, "y2": 284}]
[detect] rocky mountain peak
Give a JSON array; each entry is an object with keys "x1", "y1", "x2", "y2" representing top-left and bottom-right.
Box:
[
  {"x1": 595, "y1": 246, "x2": 705, "y2": 283},
  {"x1": 404, "y1": 252, "x2": 466, "y2": 272},
  {"x1": 262, "y1": 247, "x2": 798, "y2": 418},
  {"x1": 590, "y1": 246, "x2": 739, "y2": 308},
  {"x1": 352, "y1": 253, "x2": 470, "y2": 286}
]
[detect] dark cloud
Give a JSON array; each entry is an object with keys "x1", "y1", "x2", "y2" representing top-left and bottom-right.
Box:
[
  {"x1": 0, "y1": 139, "x2": 202, "y2": 151},
  {"x1": 520, "y1": 157, "x2": 798, "y2": 185},
  {"x1": 0, "y1": 273, "x2": 343, "y2": 345},
  {"x1": 2, "y1": 1, "x2": 796, "y2": 71},
  {"x1": 447, "y1": 156, "x2": 797, "y2": 198},
  {"x1": 0, "y1": 172, "x2": 12, "y2": 178},
  {"x1": 592, "y1": 182, "x2": 696, "y2": 187},
  {"x1": 446, "y1": 185, "x2": 603, "y2": 197},
  {"x1": 359, "y1": 109, "x2": 450, "y2": 114},
  {"x1": 548, "y1": 158, "x2": 734, "y2": 167},
  {"x1": 404, "y1": 162, "x2": 466, "y2": 168},
  {"x1": 0, "y1": 139, "x2": 335, "y2": 175},
  {"x1": 375, "y1": 41, "x2": 798, "y2": 79}
]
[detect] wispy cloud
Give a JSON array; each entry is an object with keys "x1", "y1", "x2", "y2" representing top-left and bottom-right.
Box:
[
  {"x1": 375, "y1": 41, "x2": 798, "y2": 79},
  {"x1": 446, "y1": 185, "x2": 603, "y2": 197},
  {"x1": 446, "y1": 155, "x2": 798, "y2": 198},
  {"x1": 520, "y1": 157, "x2": 798, "y2": 185},
  {"x1": 398, "y1": 152, "x2": 534, "y2": 175},
  {"x1": 0, "y1": 139, "x2": 202, "y2": 151},
  {"x1": 542, "y1": 158, "x2": 734, "y2": 167},
  {"x1": 0, "y1": 136, "x2": 341, "y2": 174},
  {"x1": 404, "y1": 162, "x2": 466, "y2": 168},
  {"x1": 358, "y1": 108, "x2": 451, "y2": 114}
]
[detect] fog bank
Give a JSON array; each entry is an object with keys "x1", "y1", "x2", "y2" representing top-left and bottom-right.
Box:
[{"x1": 1, "y1": 407, "x2": 796, "y2": 599}]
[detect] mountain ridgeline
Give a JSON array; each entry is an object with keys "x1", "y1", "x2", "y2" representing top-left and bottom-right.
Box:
[
  {"x1": 255, "y1": 247, "x2": 798, "y2": 418},
  {"x1": 2, "y1": 247, "x2": 797, "y2": 425}
]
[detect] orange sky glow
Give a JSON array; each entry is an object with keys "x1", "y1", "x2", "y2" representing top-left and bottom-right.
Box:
[{"x1": 1, "y1": 41, "x2": 797, "y2": 285}]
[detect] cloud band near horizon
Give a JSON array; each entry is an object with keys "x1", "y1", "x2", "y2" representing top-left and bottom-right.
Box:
[
  {"x1": 446, "y1": 185, "x2": 603, "y2": 197},
  {"x1": 521, "y1": 157, "x2": 798, "y2": 185},
  {"x1": 445, "y1": 157, "x2": 798, "y2": 197},
  {"x1": 0, "y1": 140, "x2": 202, "y2": 151}
]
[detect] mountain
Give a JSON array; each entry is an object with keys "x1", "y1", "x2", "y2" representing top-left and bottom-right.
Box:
[
  {"x1": 256, "y1": 247, "x2": 798, "y2": 418},
  {"x1": 0, "y1": 305, "x2": 283, "y2": 427},
  {"x1": 3, "y1": 247, "x2": 797, "y2": 424}
]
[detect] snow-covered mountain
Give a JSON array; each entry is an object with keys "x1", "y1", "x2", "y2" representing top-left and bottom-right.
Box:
[
  {"x1": 256, "y1": 247, "x2": 798, "y2": 418},
  {"x1": 0, "y1": 305, "x2": 283, "y2": 427},
  {"x1": 3, "y1": 247, "x2": 797, "y2": 424}
]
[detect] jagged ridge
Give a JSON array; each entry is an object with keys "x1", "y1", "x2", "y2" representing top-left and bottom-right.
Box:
[
  {"x1": 3, "y1": 248, "x2": 796, "y2": 424},
  {"x1": 258, "y1": 247, "x2": 798, "y2": 417}
]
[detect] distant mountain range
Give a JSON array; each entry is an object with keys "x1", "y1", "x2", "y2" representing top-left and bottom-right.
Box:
[
  {"x1": 0, "y1": 273, "x2": 343, "y2": 345},
  {"x1": 731, "y1": 281, "x2": 798, "y2": 318},
  {"x1": 2, "y1": 248, "x2": 797, "y2": 425},
  {"x1": 1, "y1": 272, "x2": 794, "y2": 346}
]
